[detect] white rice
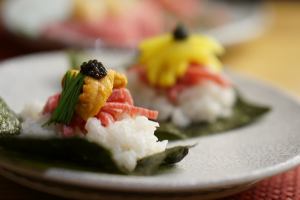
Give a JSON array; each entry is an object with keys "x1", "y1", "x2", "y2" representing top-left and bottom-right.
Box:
[
  {"x1": 19, "y1": 103, "x2": 167, "y2": 172},
  {"x1": 85, "y1": 116, "x2": 167, "y2": 172},
  {"x1": 127, "y1": 71, "x2": 236, "y2": 127},
  {"x1": 20, "y1": 102, "x2": 57, "y2": 138}
]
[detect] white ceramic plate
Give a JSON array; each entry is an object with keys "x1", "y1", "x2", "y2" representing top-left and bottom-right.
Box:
[{"x1": 0, "y1": 52, "x2": 300, "y2": 199}]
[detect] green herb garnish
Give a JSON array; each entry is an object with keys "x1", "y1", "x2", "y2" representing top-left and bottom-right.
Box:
[{"x1": 46, "y1": 72, "x2": 85, "y2": 125}]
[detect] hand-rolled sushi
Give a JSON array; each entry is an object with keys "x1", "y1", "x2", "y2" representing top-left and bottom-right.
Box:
[
  {"x1": 127, "y1": 24, "x2": 270, "y2": 139},
  {"x1": 0, "y1": 60, "x2": 189, "y2": 175}
]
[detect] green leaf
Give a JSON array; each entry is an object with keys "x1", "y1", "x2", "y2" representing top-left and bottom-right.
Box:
[
  {"x1": 155, "y1": 94, "x2": 271, "y2": 141},
  {"x1": 0, "y1": 98, "x2": 21, "y2": 136},
  {"x1": 0, "y1": 136, "x2": 189, "y2": 175},
  {"x1": 135, "y1": 146, "x2": 189, "y2": 175},
  {"x1": 0, "y1": 137, "x2": 121, "y2": 173},
  {"x1": 155, "y1": 123, "x2": 187, "y2": 140}
]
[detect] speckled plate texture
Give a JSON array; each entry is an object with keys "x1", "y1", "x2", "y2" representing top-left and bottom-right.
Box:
[{"x1": 0, "y1": 51, "x2": 299, "y2": 199}]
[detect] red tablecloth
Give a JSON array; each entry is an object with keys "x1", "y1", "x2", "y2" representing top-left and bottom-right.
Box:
[{"x1": 1, "y1": 29, "x2": 300, "y2": 200}]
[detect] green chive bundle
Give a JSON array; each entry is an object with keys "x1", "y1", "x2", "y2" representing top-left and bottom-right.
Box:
[{"x1": 46, "y1": 71, "x2": 85, "y2": 125}]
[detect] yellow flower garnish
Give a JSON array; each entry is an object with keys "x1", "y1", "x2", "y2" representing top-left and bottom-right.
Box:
[{"x1": 138, "y1": 26, "x2": 224, "y2": 87}]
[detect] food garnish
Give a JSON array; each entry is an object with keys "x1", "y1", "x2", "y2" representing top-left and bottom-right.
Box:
[
  {"x1": 138, "y1": 24, "x2": 224, "y2": 87},
  {"x1": 46, "y1": 71, "x2": 85, "y2": 125},
  {"x1": 173, "y1": 24, "x2": 189, "y2": 40},
  {"x1": 46, "y1": 60, "x2": 129, "y2": 124},
  {"x1": 80, "y1": 60, "x2": 107, "y2": 79}
]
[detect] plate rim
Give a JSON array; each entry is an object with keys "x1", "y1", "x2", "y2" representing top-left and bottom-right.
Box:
[{"x1": 0, "y1": 166, "x2": 256, "y2": 199}]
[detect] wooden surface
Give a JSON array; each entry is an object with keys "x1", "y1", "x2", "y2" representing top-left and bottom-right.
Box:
[
  {"x1": 0, "y1": 1, "x2": 300, "y2": 199},
  {"x1": 223, "y1": 1, "x2": 300, "y2": 97}
]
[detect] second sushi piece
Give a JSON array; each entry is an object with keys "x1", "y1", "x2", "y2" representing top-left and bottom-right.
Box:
[{"x1": 127, "y1": 24, "x2": 270, "y2": 140}]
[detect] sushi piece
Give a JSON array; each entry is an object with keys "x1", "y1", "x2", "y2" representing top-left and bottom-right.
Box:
[
  {"x1": 0, "y1": 60, "x2": 189, "y2": 175},
  {"x1": 127, "y1": 24, "x2": 270, "y2": 140}
]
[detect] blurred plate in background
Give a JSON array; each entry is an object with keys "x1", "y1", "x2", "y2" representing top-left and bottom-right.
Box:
[{"x1": 1, "y1": 0, "x2": 268, "y2": 49}]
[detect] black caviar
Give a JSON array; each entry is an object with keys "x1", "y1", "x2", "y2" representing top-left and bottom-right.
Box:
[
  {"x1": 80, "y1": 60, "x2": 107, "y2": 79},
  {"x1": 173, "y1": 24, "x2": 189, "y2": 41}
]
